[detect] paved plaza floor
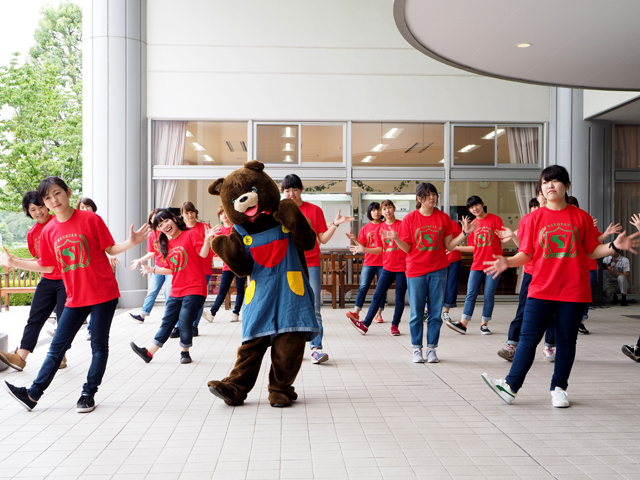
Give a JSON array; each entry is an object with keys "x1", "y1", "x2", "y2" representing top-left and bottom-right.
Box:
[{"x1": 1, "y1": 301, "x2": 639, "y2": 479}]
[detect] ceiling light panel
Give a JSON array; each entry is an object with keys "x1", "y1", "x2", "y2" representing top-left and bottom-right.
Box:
[
  {"x1": 361, "y1": 156, "x2": 376, "y2": 163},
  {"x1": 203, "y1": 155, "x2": 214, "y2": 162},
  {"x1": 481, "y1": 128, "x2": 505, "y2": 140},
  {"x1": 458, "y1": 144, "x2": 480, "y2": 153},
  {"x1": 192, "y1": 142, "x2": 206, "y2": 151},
  {"x1": 382, "y1": 128, "x2": 404, "y2": 139},
  {"x1": 370, "y1": 144, "x2": 388, "y2": 152}
]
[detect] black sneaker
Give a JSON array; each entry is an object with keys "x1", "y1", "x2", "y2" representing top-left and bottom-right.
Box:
[
  {"x1": 612, "y1": 294, "x2": 619, "y2": 305},
  {"x1": 130, "y1": 342, "x2": 152, "y2": 363},
  {"x1": 129, "y1": 313, "x2": 144, "y2": 323},
  {"x1": 169, "y1": 328, "x2": 180, "y2": 338},
  {"x1": 76, "y1": 395, "x2": 95, "y2": 413},
  {"x1": 480, "y1": 324, "x2": 492, "y2": 335},
  {"x1": 446, "y1": 320, "x2": 467, "y2": 335},
  {"x1": 3, "y1": 381, "x2": 37, "y2": 411},
  {"x1": 578, "y1": 323, "x2": 590, "y2": 335},
  {"x1": 180, "y1": 351, "x2": 192, "y2": 364},
  {"x1": 192, "y1": 326, "x2": 199, "y2": 337},
  {"x1": 621, "y1": 295, "x2": 628, "y2": 307},
  {"x1": 621, "y1": 345, "x2": 640, "y2": 362}
]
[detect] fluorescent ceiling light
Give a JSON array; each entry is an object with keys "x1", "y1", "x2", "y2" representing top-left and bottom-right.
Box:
[
  {"x1": 458, "y1": 144, "x2": 480, "y2": 153},
  {"x1": 282, "y1": 127, "x2": 296, "y2": 138},
  {"x1": 370, "y1": 144, "x2": 388, "y2": 152},
  {"x1": 516, "y1": 43, "x2": 532, "y2": 48},
  {"x1": 283, "y1": 155, "x2": 294, "y2": 162},
  {"x1": 481, "y1": 129, "x2": 505, "y2": 140},
  {"x1": 439, "y1": 159, "x2": 445, "y2": 163},
  {"x1": 192, "y1": 142, "x2": 206, "y2": 151},
  {"x1": 186, "y1": 131, "x2": 194, "y2": 137},
  {"x1": 203, "y1": 155, "x2": 214, "y2": 162},
  {"x1": 382, "y1": 128, "x2": 404, "y2": 139},
  {"x1": 361, "y1": 156, "x2": 376, "y2": 163},
  {"x1": 283, "y1": 143, "x2": 295, "y2": 152}
]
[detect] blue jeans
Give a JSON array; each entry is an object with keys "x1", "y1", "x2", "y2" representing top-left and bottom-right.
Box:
[
  {"x1": 462, "y1": 270, "x2": 502, "y2": 322},
  {"x1": 29, "y1": 298, "x2": 118, "y2": 401},
  {"x1": 444, "y1": 260, "x2": 461, "y2": 308},
  {"x1": 309, "y1": 266, "x2": 323, "y2": 350},
  {"x1": 507, "y1": 273, "x2": 555, "y2": 347},
  {"x1": 582, "y1": 270, "x2": 597, "y2": 320},
  {"x1": 193, "y1": 275, "x2": 211, "y2": 327},
  {"x1": 210, "y1": 271, "x2": 246, "y2": 316},
  {"x1": 408, "y1": 267, "x2": 447, "y2": 349},
  {"x1": 506, "y1": 298, "x2": 585, "y2": 393},
  {"x1": 355, "y1": 265, "x2": 385, "y2": 311},
  {"x1": 140, "y1": 273, "x2": 172, "y2": 316},
  {"x1": 363, "y1": 269, "x2": 406, "y2": 327},
  {"x1": 154, "y1": 295, "x2": 206, "y2": 349}
]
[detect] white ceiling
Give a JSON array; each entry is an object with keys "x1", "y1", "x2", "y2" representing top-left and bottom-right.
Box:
[{"x1": 394, "y1": 0, "x2": 640, "y2": 91}]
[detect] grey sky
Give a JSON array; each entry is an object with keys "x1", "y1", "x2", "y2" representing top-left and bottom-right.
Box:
[{"x1": 0, "y1": 0, "x2": 63, "y2": 67}]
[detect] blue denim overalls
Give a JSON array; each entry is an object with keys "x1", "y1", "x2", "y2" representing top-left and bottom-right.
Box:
[{"x1": 234, "y1": 223, "x2": 320, "y2": 343}]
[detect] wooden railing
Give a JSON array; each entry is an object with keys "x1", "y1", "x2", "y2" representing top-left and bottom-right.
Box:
[{"x1": 1, "y1": 268, "x2": 41, "y2": 311}]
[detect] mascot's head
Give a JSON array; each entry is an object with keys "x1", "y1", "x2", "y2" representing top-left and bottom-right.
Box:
[{"x1": 208, "y1": 160, "x2": 281, "y2": 225}]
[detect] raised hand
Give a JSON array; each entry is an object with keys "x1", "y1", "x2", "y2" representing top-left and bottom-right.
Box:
[
  {"x1": 496, "y1": 226, "x2": 514, "y2": 241},
  {"x1": 350, "y1": 244, "x2": 365, "y2": 254},
  {"x1": 483, "y1": 255, "x2": 509, "y2": 279},
  {"x1": 630, "y1": 214, "x2": 640, "y2": 231},
  {"x1": 613, "y1": 231, "x2": 640, "y2": 255},
  {"x1": 107, "y1": 254, "x2": 120, "y2": 269},
  {"x1": 204, "y1": 224, "x2": 222, "y2": 241},
  {"x1": 461, "y1": 215, "x2": 478, "y2": 235},
  {"x1": 380, "y1": 228, "x2": 398, "y2": 240},
  {"x1": 334, "y1": 209, "x2": 355, "y2": 225},
  {"x1": 345, "y1": 232, "x2": 357, "y2": 243},
  {"x1": 592, "y1": 216, "x2": 599, "y2": 227},
  {"x1": 139, "y1": 263, "x2": 153, "y2": 277},
  {"x1": 603, "y1": 222, "x2": 622, "y2": 236},
  {"x1": 130, "y1": 258, "x2": 142, "y2": 271},
  {"x1": 0, "y1": 246, "x2": 13, "y2": 270},
  {"x1": 129, "y1": 223, "x2": 151, "y2": 246}
]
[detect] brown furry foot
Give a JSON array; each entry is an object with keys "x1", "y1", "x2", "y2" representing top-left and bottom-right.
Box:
[
  {"x1": 269, "y1": 391, "x2": 293, "y2": 408},
  {"x1": 207, "y1": 380, "x2": 244, "y2": 406}
]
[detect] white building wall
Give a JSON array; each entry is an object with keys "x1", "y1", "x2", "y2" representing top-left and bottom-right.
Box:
[{"x1": 146, "y1": 0, "x2": 550, "y2": 122}]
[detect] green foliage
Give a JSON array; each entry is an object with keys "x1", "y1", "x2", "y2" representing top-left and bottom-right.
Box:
[
  {"x1": 0, "y1": 222, "x2": 15, "y2": 247},
  {"x1": 0, "y1": 247, "x2": 36, "y2": 306},
  {"x1": 0, "y1": 2, "x2": 82, "y2": 211},
  {"x1": 0, "y1": 211, "x2": 34, "y2": 245}
]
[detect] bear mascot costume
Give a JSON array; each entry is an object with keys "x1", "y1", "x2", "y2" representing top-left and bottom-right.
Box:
[{"x1": 206, "y1": 160, "x2": 320, "y2": 407}]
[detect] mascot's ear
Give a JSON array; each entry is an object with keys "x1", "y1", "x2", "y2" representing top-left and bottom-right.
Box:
[
  {"x1": 208, "y1": 178, "x2": 224, "y2": 196},
  {"x1": 244, "y1": 160, "x2": 265, "y2": 172}
]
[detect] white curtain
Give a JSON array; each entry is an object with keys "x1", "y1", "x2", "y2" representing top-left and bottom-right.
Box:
[
  {"x1": 154, "y1": 121, "x2": 188, "y2": 208},
  {"x1": 507, "y1": 127, "x2": 539, "y2": 293}
]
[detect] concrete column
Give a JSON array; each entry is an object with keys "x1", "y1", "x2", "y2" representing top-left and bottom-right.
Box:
[{"x1": 83, "y1": 0, "x2": 148, "y2": 307}]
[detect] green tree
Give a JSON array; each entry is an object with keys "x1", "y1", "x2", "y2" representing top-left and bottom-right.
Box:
[
  {"x1": 0, "y1": 2, "x2": 82, "y2": 211},
  {"x1": 0, "y1": 222, "x2": 15, "y2": 247}
]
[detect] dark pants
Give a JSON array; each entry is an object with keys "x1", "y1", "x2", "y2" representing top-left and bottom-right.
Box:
[
  {"x1": 507, "y1": 273, "x2": 555, "y2": 347},
  {"x1": 28, "y1": 298, "x2": 118, "y2": 401},
  {"x1": 210, "y1": 271, "x2": 246, "y2": 316},
  {"x1": 20, "y1": 278, "x2": 67, "y2": 352},
  {"x1": 506, "y1": 298, "x2": 585, "y2": 393},
  {"x1": 154, "y1": 295, "x2": 206, "y2": 348},
  {"x1": 355, "y1": 265, "x2": 386, "y2": 310},
  {"x1": 582, "y1": 270, "x2": 597, "y2": 320},
  {"x1": 443, "y1": 260, "x2": 461, "y2": 308},
  {"x1": 363, "y1": 269, "x2": 407, "y2": 327}
]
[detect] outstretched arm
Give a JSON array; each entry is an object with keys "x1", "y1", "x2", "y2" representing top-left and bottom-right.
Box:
[
  {"x1": 105, "y1": 224, "x2": 151, "y2": 256},
  {"x1": 0, "y1": 247, "x2": 54, "y2": 274},
  {"x1": 211, "y1": 230, "x2": 253, "y2": 277}
]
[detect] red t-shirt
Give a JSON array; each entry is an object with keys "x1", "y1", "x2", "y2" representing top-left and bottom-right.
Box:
[
  {"x1": 147, "y1": 230, "x2": 167, "y2": 268},
  {"x1": 37, "y1": 210, "x2": 119, "y2": 308},
  {"x1": 467, "y1": 213, "x2": 504, "y2": 271},
  {"x1": 519, "y1": 205, "x2": 600, "y2": 303},
  {"x1": 190, "y1": 221, "x2": 214, "y2": 276},
  {"x1": 218, "y1": 225, "x2": 234, "y2": 272},
  {"x1": 165, "y1": 229, "x2": 207, "y2": 297},
  {"x1": 298, "y1": 202, "x2": 328, "y2": 268},
  {"x1": 587, "y1": 227, "x2": 602, "y2": 271},
  {"x1": 27, "y1": 215, "x2": 62, "y2": 280},
  {"x1": 447, "y1": 220, "x2": 463, "y2": 264},
  {"x1": 397, "y1": 209, "x2": 453, "y2": 278},
  {"x1": 519, "y1": 213, "x2": 535, "y2": 276},
  {"x1": 358, "y1": 221, "x2": 383, "y2": 267},
  {"x1": 375, "y1": 220, "x2": 406, "y2": 273}
]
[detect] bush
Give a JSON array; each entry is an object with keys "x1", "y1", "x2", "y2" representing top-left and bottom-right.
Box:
[{"x1": 0, "y1": 246, "x2": 36, "y2": 307}]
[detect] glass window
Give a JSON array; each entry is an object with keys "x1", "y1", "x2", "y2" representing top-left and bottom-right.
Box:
[
  {"x1": 178, "y1": 121, "x2": 247, "y2": 166},
  {"x1": 352, "y1": 123, "x2": 444, "y2": 167},
  {"x1": 614, "y1": 125, "x2": 640, "y2": 169},
  {"x1": 497, "y1": 126, "x2": 540, "y2": 165},
  {"x1": 256, "y1": 123, "x2": 345, "y2": 164},
  {"x1": 256, "y1": 124, "x2": 299, "y2": 164},
  {"x1": 301, "y1": 125, "x2": 343, "y2": 163},
  {"x1": 453, "y1": 126, "x2": 495, "y2": 166}
]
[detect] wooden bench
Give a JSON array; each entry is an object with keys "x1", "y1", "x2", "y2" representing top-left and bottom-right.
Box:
[
  {"x1": 1, "y1": 268, "x2": 41, "y2": 311},
  {"x1": 320, "y1": 253, "x2": 339, "y2": 309},
  {"x1": 338, "y1": 253, "x2": 396, "y2": 308}
]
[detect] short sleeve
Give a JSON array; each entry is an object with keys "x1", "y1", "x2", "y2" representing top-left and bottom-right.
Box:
[
  {"x1": 27, "y1": 231, "x2": 37, "y2": 258},
  {"x1": 315, "y1": 207, "x2": 328, "y2": 235},
  {"x1": 190, "y1": 229, "x2": 204, "y2": 253},
  {"x1": 94, "y1": 215, "x2": 116, "y2": 251},
  {"x1": 518, "y1": 215, "x2": 534, "y2": 255},
  {"x1": 443, "y1": 213, "x2": 454, "y2": 237},
  {"x1": 146, "y1": 232, "x2": 155, "y2": 253},
  {"x1": 37, "y1": 231, "x2": 56, "y2": 268},
  {"x1": 397, "y1": 216, "x2": 412, "y2": 245},
  {"x1": 582, "y1": 212, "x2": 600, "y2": 256},
  {"x1": 357, "y1": 226, "x2": 366, "y2": 245}
]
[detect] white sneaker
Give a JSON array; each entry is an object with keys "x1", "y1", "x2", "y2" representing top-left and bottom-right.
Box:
[
  {"x1": 47, "y1": 328, "x2": 56, "y2": 337},
  {"x1": 47, "y1": 316, "x2": 57, "y2": 325},
  {"x1": 202, "y1": 311, "x2": 215, "y2": 323},
  {"x1": 412, "y1": 348, "x2": 424, "y2": 363},
  {"x1": 426, "y1": 348, "x2": 438, "y2": 363},
  {"x1": 442, "y1": 312, "x2": 451, "y2": 322},
  {"x1": 230, "y1": 313, "x2": 239, "y2": 322},
  {"x1": 481, "y1": 373, "x2": 516, "y2": 405},
  {"x1": 551, "y1": 387, "x2": 569, "y2": 408}
]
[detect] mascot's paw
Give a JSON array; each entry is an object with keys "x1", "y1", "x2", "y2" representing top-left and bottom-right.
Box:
[
  {"x1": 207, "y1": 380, "x2": 244, "y2": 406},
  {"x1": 269, "y1": 391, "x2": 294, "y2": 408}
]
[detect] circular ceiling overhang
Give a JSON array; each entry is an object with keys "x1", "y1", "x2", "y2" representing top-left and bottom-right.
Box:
[{"x1": 394, "y1": 0, "x2": 640, "y2": 91}]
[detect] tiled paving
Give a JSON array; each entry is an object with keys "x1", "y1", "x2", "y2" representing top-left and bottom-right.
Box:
[{"x1": 1, "y1": 301, "x2": 640, "y2": 479}]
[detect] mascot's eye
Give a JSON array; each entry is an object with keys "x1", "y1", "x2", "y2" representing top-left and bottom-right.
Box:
[
  {"x1": 231, "y1": 198, "x2": 236, "y2": 204},
  {"x1": 251, "y1": 187, "x2": 257, "y2": 193}
]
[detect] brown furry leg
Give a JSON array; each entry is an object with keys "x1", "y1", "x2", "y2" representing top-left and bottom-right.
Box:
[
  {"x1": 208, "y1": 336, "x2": 271, "y2": 406},
  {"x1": 268, "y1": 332, "x2": 306, "y2": 407}
]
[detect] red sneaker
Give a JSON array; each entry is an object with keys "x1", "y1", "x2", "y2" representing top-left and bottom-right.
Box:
[
  {"x1": 374, "y1": 312, "x2": 384, "y2": 323},
  {"x1": 349, "y1": 317, "x2": 368, "y2": 335},
  {"x1": 346, "y1": 311, "x2": 360, "y2": 321},
  {"x1": 390, "y1": 325, "x2": 400, "y2": 336}
]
